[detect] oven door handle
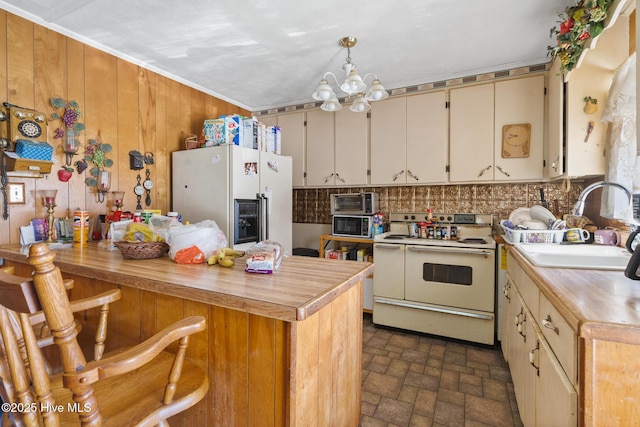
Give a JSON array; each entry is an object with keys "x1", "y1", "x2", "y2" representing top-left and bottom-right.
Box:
[
  {"x1": 407, "y1": 246, "x2": 492, "y2": 257},
  {"x1": 374, "y1": 298, "x2": 494, "y2": 321}
]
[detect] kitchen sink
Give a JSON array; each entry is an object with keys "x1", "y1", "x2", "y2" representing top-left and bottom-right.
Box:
[{"x1": 514, "y1": 243, "x2": 631, "y2": 271}]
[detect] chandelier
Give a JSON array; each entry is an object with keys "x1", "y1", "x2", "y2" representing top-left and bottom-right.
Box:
[{"x1": 311, "y1": 36, "x2": 389, "y2": 112}]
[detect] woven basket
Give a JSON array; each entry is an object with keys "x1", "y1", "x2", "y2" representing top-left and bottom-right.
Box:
[
  {"x1": 114, "y1": 241, "x2": 169, "y2": 259},
  {"x1": 184, "y1": 134, "x2": 200, "y2": 150}
]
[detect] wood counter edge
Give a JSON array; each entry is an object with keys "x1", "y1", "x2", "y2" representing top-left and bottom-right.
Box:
[
  {"x1": 0, "y1": 246, "x2": 374, "y2": 323},
  {"x1": 297, "y1": 262, "x2": 374, "y2": 320}
]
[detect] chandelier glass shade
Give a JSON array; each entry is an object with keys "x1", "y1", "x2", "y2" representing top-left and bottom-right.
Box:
[{"x1": 312, "y1": 37, "x2": 388, "y2": 112}]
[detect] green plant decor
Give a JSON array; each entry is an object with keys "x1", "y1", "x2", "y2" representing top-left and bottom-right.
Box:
[{"x1": 548, "y1": 0, "x2": 615, "y2": 74}]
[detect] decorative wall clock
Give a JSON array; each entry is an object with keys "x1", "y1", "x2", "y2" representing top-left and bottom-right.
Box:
[{"x1": 502, "y1": 123, "x2": 531, "y2": 158}]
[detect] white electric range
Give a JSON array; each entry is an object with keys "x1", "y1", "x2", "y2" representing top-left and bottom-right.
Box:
[{"x1": 373, "y1": 212, "x2": 497, "y2": 345}]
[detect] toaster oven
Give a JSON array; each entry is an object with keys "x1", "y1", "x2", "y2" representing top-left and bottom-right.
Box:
[{"x1": 330, "y1": 192, "x2": 378, "y2": 215}]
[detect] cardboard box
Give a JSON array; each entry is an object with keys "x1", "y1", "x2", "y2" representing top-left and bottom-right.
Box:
[
  {"x1": 203, "y1": 118, "x2": 225, "y2": 146},
  {"x1": 241, "y1": 117, "x2": 254, "y2": 148}
]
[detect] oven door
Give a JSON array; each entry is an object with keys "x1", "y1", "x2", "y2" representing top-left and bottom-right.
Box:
[{"x1": 404, "y1": 244, "x2": 495, "y2": 312}]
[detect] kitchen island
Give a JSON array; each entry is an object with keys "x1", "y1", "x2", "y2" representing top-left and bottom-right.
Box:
[{"x1": 0, "y1": 243, "x2": 373, "y2": 427}]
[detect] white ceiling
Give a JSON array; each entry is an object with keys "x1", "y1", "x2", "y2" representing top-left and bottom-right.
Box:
[{"x1": 0, "y1": 0, "x2": 575, "y2": 112}]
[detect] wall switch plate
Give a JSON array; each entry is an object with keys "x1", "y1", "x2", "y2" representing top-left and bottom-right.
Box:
[{"x1": 8, "y1": 182, "x2": 25, "y2": 204}]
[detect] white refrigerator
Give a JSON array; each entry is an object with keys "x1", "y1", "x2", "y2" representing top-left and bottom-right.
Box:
[{"x1": 172, "y1": 145, "x2": 292, "y2": 254}]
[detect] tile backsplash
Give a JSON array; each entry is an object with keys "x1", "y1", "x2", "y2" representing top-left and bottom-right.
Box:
[{"x1": 293, "y1": 182, "x2": 585, "y2": 225}]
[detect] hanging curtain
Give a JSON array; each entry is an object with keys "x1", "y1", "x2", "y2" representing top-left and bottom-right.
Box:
[{"x1": 600, "y1": 52, "x2": 636, "y2": 221}]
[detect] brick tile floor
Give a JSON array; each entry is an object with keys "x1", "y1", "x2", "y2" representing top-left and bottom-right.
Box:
[{"x1": 361, "y1": 314, "x2": 522, "y2": 427}]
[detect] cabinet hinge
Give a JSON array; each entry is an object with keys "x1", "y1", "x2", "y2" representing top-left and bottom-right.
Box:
[
  {"x1": 303, "y1": 172, "x2": 307, "y2": 178},
  {"x1": 445, "y1": 101, "x2": 450, "y2": 109},
  {"x1": 367, "y1": 169, "x2": 371, "y2": 176},
  {"x1": 544, "y1": 87, "x2": 547, "y2": 96},
  {"x1": 367, "y1": 112, "x2": 371, "y2": 119},
  {"x1": 304, "y1": 120, "x2": 307, "y2": 126},
  {"x1": 445, "y1": 165, "x2": 450, "y2": 173},
  {"x1": 543, "y1": 159, "x2": 546, "y2": 168}
]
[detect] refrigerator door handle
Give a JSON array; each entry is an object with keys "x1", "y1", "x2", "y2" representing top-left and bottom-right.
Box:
[
  {"x1": 261, "y1": 193, "x2": 269, "y2": 241},
  {"x1": 256, "y1": 193, "x2": 269, "y2": 242}
]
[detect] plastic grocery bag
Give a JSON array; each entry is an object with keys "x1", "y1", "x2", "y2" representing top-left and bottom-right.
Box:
[{"x1": 166, "y1": 220, "x2": 228, "y2": 264}]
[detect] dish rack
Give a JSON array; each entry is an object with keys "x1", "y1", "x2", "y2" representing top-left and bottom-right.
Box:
[{"x1": 500, "y1": 220, "x2": 564, "y2": 244}]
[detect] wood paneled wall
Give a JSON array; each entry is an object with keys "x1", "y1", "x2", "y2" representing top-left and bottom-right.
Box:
[{"x1": 0, "y1": 11, "x2": 249, "y2": 245}]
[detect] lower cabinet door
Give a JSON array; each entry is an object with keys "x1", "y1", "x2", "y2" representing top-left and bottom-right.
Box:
[
  {"x1": 372, "y1": 243, "x2": 405, "y2": 299},
  {"x1": 537, "y1": 337, "x2": 578, "y2": 427}
]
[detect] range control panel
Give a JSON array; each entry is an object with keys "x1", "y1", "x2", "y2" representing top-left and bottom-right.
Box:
[{"x1": 390, "y1": 212, "x2": 492, "y2": 225}]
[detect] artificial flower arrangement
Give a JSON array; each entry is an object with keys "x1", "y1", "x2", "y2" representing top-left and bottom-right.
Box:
[
  {"x1": 548, "y1": 0, "x2": 615, "y2": 74},
  {"x1": 50, "y1": 97, "x2": 86, "y2": 181}
]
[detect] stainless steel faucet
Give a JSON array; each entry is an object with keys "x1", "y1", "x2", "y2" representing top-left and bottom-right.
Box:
[{"x1": 571, "y1": 181, "x2": 632, "y2": 217}]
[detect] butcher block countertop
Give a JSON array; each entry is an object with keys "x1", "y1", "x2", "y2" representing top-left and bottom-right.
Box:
[
  {"x1": 507, "y1": 246, "x2": 640, "y2": 343},
  {"x1": 0, "y1": 243, "x2": 373, "y2": 323}
]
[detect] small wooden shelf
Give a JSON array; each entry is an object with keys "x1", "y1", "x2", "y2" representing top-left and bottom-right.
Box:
[{"x1": 318, "y1": 234, "x2": 373, "y2": 259}]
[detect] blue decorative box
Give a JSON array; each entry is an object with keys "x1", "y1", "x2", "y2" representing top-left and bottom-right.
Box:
[{"x1": 15, "y1": 139, "x2": 53, "y2": 161}]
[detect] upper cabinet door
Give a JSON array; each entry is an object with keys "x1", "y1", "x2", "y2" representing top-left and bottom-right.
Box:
[
  {"x1": 276, "y1": 112, "x2": 306, "y2": 187},
  {"x1": 547, "y1": 60, "x2": 564, "y2": 179},
  {"x1": 449, "y1": 83, "x2": 495, "y2": 182},
  {"x1": 335, "y1": 108, "x2": 368, "y2": 186},
  {"x1": 494, "y1": 75, "x2": 545, "y2": 181},
  {"x1": 305, "y1": 109, "x2": 336, "y2": 186},
  {"x1": 406, "y1": 91, "x2": 448, "y2": 184},
  {"x1": 370, "y1": 97, "x2": 407, "y2": 185}
]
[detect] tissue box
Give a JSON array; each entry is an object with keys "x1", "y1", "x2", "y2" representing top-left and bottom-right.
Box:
[{"x1": 15, "y1": 139, "x2": 53, "y2": 160}]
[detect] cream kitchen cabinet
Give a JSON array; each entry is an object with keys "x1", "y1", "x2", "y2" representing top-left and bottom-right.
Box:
[
  {"x1": 546, "y1": 4, "x2": 631, "y2": 179},
  {"x1": 306, "y1": 108, "x2": 368, "y2": 187},
  {"x1": 502, "y1": 251, "x2": 578, "y2": 427},
  {"x1": 260, "y1": 113, "x2": 306, "y2": 187},
  {"x1": 370, "y1": 92, "x2": 448, "y2": 185},
  {"x1": 449, "y1": 75, "x2": 545, "y2": 182}
]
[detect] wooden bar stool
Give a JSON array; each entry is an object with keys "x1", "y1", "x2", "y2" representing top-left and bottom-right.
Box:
[{"x1": 0, "y1": 243, "x2": 208, "y2": 426}]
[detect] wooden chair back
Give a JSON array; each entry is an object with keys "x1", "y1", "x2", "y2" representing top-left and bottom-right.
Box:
[{"x1": 0, "y1": 243, "x2": 208, "y2": 426}]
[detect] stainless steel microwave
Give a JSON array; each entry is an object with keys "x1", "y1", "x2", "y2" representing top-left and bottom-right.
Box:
[
  {"x1": 330, "y1": 192, "x2": 378, "y2": 215},
  {"x1": 332, "y1": 215, "x2": 373, "y2": 238}
]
